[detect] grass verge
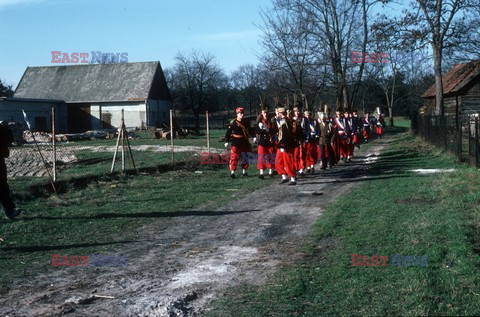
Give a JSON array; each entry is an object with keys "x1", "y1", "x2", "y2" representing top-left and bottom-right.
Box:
[
  {"x1": 0, "y1": 155, "x2": 274, "y2": 289},
  {"x1": 207, "y1": 133, "x2": 480, "y2": 316}
]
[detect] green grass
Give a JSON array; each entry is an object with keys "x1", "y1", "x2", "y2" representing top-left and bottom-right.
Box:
[
  {"x1": 207, "y1": 134, "x2": 480, "y2": 316},
  {"x1": 393, "y1": 117, "x2": 411, "y2": 128},
  {"x1": 0, "y1": 142, "x2": 272, "y2": 288},
  {"x1": 13, "y1": 129, "x2": 228, "y2": 187}
]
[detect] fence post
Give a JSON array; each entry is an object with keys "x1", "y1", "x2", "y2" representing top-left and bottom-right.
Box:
[
  {"x1": 170, "y1": 109, "x2": 174, "y2": 166},
  {"x1": 121, "y1": 109, "x2": 125, "y2": 173},
  {"x1": 468, "y1": 116, "x2": 473, "y2": 166},
  {"x1": 475, "y1": 116, "x2": 479, "y2": 167},
  {"x1": 206, "y1": 110, "x2": 210, "y2": 153},
  {"x1": 51, "y1": 107, "x2": 56, "y2": 183},
  {"x1": 457, "y1": 114, "x2": 462, "y2": 162},
  {"x1": 444, "y1": 116, "x2": 448, "y2": 151}
]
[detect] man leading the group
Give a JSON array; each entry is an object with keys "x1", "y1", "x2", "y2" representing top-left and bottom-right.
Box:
[{"x1": 224, "y1": 107, "x2": 255, "y2": 178}]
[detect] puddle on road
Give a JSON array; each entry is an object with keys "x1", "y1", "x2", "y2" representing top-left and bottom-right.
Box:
[{"x1": 411, "y1": 168, "x2": 455, "y2": 174}]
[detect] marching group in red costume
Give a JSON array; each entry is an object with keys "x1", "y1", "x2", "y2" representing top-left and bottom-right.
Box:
[{"x1": 224, "y1": 105, "x2": 385, "y2": 185}]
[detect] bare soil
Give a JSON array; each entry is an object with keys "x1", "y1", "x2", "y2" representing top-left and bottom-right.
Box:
[{"x1": 0, "y1": 135, "x2": 395, "y2": 317}]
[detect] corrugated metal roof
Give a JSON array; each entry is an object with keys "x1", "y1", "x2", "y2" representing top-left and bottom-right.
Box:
[
  {"x1": 14, "y1": 62, "x2": 162, "y2": 103},
  {"x1": 422, "y1": 60, "x2": 480, "y2": 98}
]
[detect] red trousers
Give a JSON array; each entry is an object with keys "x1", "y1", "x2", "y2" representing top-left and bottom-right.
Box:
[
  {"x1": 338, "y1": 133, "x2": 351, "y2": 158},
  {"x1": 319, "y1": 144, "x2": 334, "y2": 168},
  {"x1": 294, "y1": 145, "x2": 305, "y2": 171},
  {"x1": 376, "y1": 126, "x2": 383, "y2": 136},
  {"x1": 257, "y1": 145, "x2": 274, "y2": 170},
  {"x1": 276, "y1": 148, "x2": 296, "y2": 177},
  {"x1": 353, "y1": 133, "x2": 360, "y2": 145},
  {"x1": 363, "y1": 129, "x2": 370, "y2": 142},
  {"x1": 333, "y1": 138, "x2": 341, "y2": 163},
  {"x1": 229, "y1": 144, "x2": 249, "y2": 171},
  {"x1": 305, "y1": 142, "x2": 318, "y2": 166}
]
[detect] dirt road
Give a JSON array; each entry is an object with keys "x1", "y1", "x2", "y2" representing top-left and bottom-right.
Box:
[{"x1": 0, "y1": 134, "x2": 395, "y2": 317}]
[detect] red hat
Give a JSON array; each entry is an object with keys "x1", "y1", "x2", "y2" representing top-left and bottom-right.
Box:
[{"x1": 236, "y1": 107, "x2": 245, "y2": 113}]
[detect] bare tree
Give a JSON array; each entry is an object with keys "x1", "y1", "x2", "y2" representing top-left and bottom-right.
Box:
[
  {"x1": 367, "y1": 16, "x2": 432, "y2": 125},
  {"x1": 260, "y1": 0, "x2": 383, "y2": 111},
  {"x1": 259, "y1": 1, "x2": 328, "y2": 110},
  {"x1": 169, "y1": 51, "x2": 226, "y2": 133},
  {"x1": 230, "y1": 64, "x2": 263, "y2": 115},
  {"x1": 395, "y1": 0, "x2": 478, "y2": 116}
]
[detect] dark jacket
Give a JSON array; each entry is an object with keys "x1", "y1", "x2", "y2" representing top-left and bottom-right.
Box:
[
  {"x1": 0, "y1": 124, "x2": 13, "y2": 158},
  {"x1": 291, "y1": 117, "x2": 305, "y2": 146},
  {"x1": 255, "y1": 116, "x2": 274, "y2": 147},
  {"x1": 225, "y1": 118, "x2": 254, "y2": 148},
  {"x1": 351, "y1": 115, "x2": 360, "y2": 134},
  {"x1": 303, "y1": 117, "x2": 319, "y2": 143}
]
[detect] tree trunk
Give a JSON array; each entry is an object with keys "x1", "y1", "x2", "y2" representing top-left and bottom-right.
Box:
[
  {"x1": 194, "y1": 110, "x2": 200, "y2": 134},
  {"x1": 389, "y1": 107, "x2": 394, "y2": 126},
  {"x1": 433, "y1": 47, "x2": 444, "y2": 116}
]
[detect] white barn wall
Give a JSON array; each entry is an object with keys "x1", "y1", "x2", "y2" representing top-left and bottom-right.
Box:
[{"x1": 90, "y1": 103, "x2": 146, "y2": 129}]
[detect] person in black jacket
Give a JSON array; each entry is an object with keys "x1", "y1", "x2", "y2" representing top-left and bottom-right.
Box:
[
  {"x1": 0, "y1": 121, "x2": 22, "y2": 221},
  {"x1": 224, "y1": 107, "x2": 255, "y2": 178},
  {"x1": 255, "y1": 108, "x2": 275, "y2": 179}
]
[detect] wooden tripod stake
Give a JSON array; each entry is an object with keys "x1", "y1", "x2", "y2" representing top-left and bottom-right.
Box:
[{"x1": 111, "y1": 109, "x2": 137, "y2": 174}]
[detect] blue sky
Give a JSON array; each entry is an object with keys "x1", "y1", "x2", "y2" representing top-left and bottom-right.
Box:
[{"x1": 0, "y1": 0, "x2": 272, "y2": 88}]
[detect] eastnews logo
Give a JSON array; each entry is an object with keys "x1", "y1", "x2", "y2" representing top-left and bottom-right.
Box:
[
  {"x1": 51, "y1": 254, "x2": 128, "y2": 267},
  {"x1": 201, "y1": 152, "x2": 277, "y2": 165},
  {"x1": 351, "y1": 50, "x2": 429, "y2": 64},
  {"x1": 51, "y1": 51, "x2": 128, "y2": 64},
  {"x1": 351, "y1": 254, "x2": 428, "y2": 267}
]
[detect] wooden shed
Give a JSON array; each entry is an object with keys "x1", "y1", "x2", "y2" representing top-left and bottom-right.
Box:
[{"x1": 421, "y1": 60, "x2": 480, "y2": 117}]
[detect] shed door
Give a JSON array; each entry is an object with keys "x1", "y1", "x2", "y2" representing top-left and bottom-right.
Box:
[{"x1": 68, "y1": 104, "x2": 91, "y2": 133}]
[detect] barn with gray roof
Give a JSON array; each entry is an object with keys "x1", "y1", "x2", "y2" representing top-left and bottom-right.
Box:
[{"x1": 0, "y1": 61, "x2": 172, "y2": 133}]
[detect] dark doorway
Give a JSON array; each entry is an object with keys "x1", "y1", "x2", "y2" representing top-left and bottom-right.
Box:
[
  {"x1": 34, "y1": 116, "x2": 48, "y2": 132},
  {"x1": 68, "y1": 104, "x2": 91, "y2": 133}
]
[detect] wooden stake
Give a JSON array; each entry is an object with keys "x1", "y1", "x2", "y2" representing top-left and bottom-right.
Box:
[
  {"x1": 52, "y1": 107, "x2": 56, "y2": 183},
  {"x1": 124, "y1": 125, "x2": 137, "y2": 173},
  {"x1": 31, "y1": 131, "x2": 57, "y2": 193},
  {"x1": 121, "y1": 110, "x2": 125, "y2": 173},
  {"x1": 206, "y1": 110, "x2": 210, "y2": 153},
  {"x1": 110, "y1": 109, "x2": 136, "y2": 174},
  {"x1": 110, "y1": 125, "x2": 122, "y2": 174},
  {"x1": 170, "y1": 109, "x2": 174, "y2": 166}
]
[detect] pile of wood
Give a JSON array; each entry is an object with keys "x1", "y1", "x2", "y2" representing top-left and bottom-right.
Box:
[
  {"x1": 22, "y1": 129, "x2": 125, "y2": 143},
  {"x1": 149, "y1": 117, "x2": 188, "y2": 140}
]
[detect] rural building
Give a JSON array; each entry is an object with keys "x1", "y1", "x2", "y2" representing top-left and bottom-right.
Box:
[
  {"x1": 421, "y1": 60, "x2": 480, "y2": 117},
  {"x1": 0, "y1": 61, "x2": 172, "y2": 133}
]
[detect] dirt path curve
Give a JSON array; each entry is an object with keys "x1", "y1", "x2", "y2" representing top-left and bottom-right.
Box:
[{"x1": 0, "y1": 134, "x2": 398, "y2": 317}]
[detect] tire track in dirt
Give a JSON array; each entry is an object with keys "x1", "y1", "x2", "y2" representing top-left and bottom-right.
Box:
[{"x1": 0, "y1": 134, "x2": 398, "y2": 317}]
